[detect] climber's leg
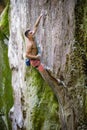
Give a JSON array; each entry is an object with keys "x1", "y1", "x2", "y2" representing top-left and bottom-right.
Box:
[
  {"x1": 37, "y1": 63, "x2": 44, "y2": 72},
  {"x1": 38, "y1": 64, "x2": 67, "y2": 88}
]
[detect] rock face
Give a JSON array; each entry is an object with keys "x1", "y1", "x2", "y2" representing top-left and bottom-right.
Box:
[{"x1": 8, "y1": 0, "x2": 87, "y2": 130}]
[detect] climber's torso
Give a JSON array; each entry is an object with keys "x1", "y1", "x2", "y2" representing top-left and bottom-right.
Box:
[{"x1": 26, "y1": 39, "x2": 38, "y2": 56}]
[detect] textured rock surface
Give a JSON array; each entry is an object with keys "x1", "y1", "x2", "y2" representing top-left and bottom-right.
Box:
[
  {"x1": 8, "y1": 0, "x2": 87, "y2": 130},
  {"x1": 8, "y1": 0, "x2": 59, "y2": 130}
]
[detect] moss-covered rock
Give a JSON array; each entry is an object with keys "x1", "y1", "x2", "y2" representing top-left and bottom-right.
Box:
[
  {"x1": 25, "y1": 67, "x2": 59, "y2": 130},
  {"x1": 69, "y1": 0, "x2": 87, "y2": 127}
]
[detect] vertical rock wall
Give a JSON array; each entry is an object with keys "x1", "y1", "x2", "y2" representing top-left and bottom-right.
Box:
[
  {"x1": 8, "y1": 0, "x2": 87, "y2": 130},
  {"x1": 8, "y1": 0, "x2": 60, "y2": 129}
]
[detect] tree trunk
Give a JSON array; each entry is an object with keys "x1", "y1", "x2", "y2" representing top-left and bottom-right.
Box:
[{"x1": 8, "y1": 0, "x2": 87, "y2": 130}]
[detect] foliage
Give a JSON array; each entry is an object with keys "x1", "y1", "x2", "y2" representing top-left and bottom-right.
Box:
[
  {"x1": 0, "y1": 41, "x2": 13, "y2": 130},
  {"x1": 0, "y1": 3, "x2": 9, "y2": 40},
  {"x1": 0, "y1": 2, "x2": 13, "y2": 130}
]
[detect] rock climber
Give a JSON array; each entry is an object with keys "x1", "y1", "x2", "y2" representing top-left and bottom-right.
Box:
[
  {"x1": 24, "y1": 13, "x2": 67, "y2": 88},
  {"x1": 25, "y1": 13, "x2": 45, "y2": 72}
]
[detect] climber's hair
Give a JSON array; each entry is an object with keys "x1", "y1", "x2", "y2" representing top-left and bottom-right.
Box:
[{"x1": 25, "y1": 29, "x2": 31, "y2": 37}]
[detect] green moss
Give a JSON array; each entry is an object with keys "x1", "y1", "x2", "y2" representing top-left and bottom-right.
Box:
[
  {"x1": 26, "y1": 67, "x2": 59, "y2": 130},
  {"x1": 63, "y1": 1, "x2": 87, "y2": 128}
]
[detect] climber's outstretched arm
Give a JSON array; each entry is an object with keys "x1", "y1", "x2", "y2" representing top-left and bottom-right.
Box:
[{"x1": 33, "y1": 14, "x2": 43, "y2": 35}]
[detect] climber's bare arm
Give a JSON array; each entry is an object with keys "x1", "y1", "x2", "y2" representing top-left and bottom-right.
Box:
[
  {"x1": 26, "y1": 53, "x2": 40, "y2": 60},
  {"x1": 33, "y1": 14, "x2": 43, "y2": 35},
  {"x1": 26, "y1": 50, "x2": 40, "y2": 59}
]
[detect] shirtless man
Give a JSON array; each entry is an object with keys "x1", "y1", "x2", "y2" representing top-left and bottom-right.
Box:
[{"x1": 25, "y1": 13, "x2": 44, "y2": 72}]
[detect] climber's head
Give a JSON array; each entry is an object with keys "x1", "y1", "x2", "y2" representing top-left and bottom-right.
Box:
[{"x1": 25, "y1": 29, "x2": 33, "y2": 39}]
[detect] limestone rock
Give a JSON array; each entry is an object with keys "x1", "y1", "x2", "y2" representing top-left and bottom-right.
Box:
[{"x1": 8, "y1": 0, "x2": 87, "y2": 130}]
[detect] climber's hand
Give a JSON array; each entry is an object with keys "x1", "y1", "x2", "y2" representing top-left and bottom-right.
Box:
[
  {"x1": 37, "y1": 54, "x2": 41, "y2": 60},
  {"x1": 40, "y1": 11, "x2": 47, "y2": 17}
]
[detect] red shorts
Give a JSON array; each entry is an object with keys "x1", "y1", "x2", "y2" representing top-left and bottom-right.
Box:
[
  {"x1": 30, "y1": 60, "x2": 44, "y2": 72},
  {"x1": 30, "y1": 59, "x2": 40, "y2": 67}
]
